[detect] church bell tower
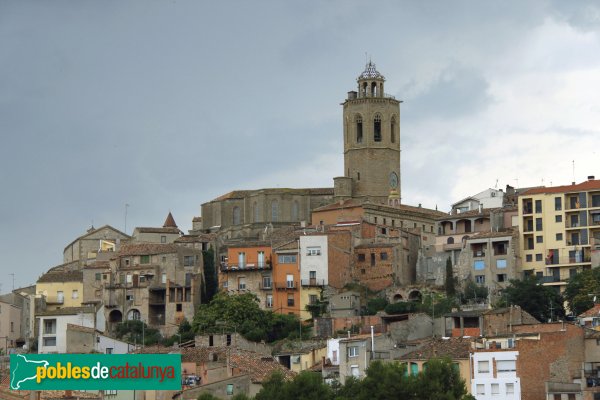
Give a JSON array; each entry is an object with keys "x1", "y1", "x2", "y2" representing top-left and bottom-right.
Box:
[{"x1": 335, "y1": 61, "x2": 401, "y2": 205}]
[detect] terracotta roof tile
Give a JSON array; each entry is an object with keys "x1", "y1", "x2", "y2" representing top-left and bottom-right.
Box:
[
  {"x1": 521, "y1": 179, "x2": 600, "y2": 195},
  {"x1": 37, "y1": 306, "x2": 96, "y2": 316},
  {"x1": 118, "y1": 243, "x2": 181, "y2": 256},
  {"x1": 230, "y1": 349, "x2": 296, "y2": 383},
  {"x1": 37, "y1": 270, "x2": 83, "y2": 283},
  {"x1": 135, "y1": 227, "x2": 181, "y2": 234},
  {"x1": 579, "y1": 304, "x2": 600, "y2": 318},
  {"x1": 163, "y1": 212, "x2": 178, "y2": 228},
  {"x1": 399, "y1": 337, "x2": 472, "y2": 360}
]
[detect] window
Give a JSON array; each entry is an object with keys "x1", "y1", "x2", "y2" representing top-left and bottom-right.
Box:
[
  {"x1": 475, "y1": 275, "x2": 485, "y2": 284},
  {"x1": 348, "y1": 346, "x2": 359, "y2": 357},
  {"x1": 390, "y1": 117, "x2": 396, "y2": 143},
  {"x1": 356, "y1": 115, "x2": 363, "y2": 143},
  {"x1": 95, "y1": 273, "x2": 101, "y2": 281},
  {"x1": 262, "y1": 276, "x2": 272, "y2": 289},
  {"x1": 497, "y1": 360, "x2": 516, "y2": 372},
  {"x1": 286, "y1": 274, "x2": 294, "y2": 288},
  {"x1": 105, "y1": 348, "x2": 113, "y2": 354},
  {"x1": 358, "y1": 253, "x2": 366, "y2": 262},
  {"x1": 140, "y1": 255, "x2": 150, "y2": 264},
  {"x1": 555, "y1": 197, "x2": 562, "y2": 210},
  {"x1": 496, "y1": 259, "x2": 507, "y2": 268},
  {"x1": 370, "y1": 253, "x2": 376, "y2": 266},
  {"x1": 266, "y1": 295, "x2": 273, "y2": 308},
  {"x1": 278, "y1": 254, "x2": 297, "y2": 264},
  {"x1": 474, "y1": 260, "x2": 485, "y2": 270},
  {"x1": 506, "y1": 383, "x2": 514, "y2": 394},
  {"x1": 555, "y1": 215, "x2": 562, "y2": 223},
  {"x1": 307, "y1": 246, "x2": 321, "y2": 256},
  {"x1": 535, "y1": 199, "x2": 542, "y2": 213},
  {"x1": 491, "y1": 383, "x2": 499, "y2": 395},
  {"x1": 43, "y1": 337, "x2": 57, "y2": 347},
  {"x1": 526, "y1": 254, "x2": 533, "y2": 262},
  {"x1": 271, "y1": 201, "x2": 279, "y2": 222},
  {"x1": 126, "y1": 294, "x2": 134, "y2": 301},
  {"x1": 476, "y1": 384, "x2": 485, "y2": 395},
  {"x1": 374, "y1": 114, "x2": 382, "y2": 141},
  {"x1": 309, "y1": 294, "x2": 318, "y2": 305},
  {"x1": 126, "y1": 274, "x2": 132, "y2": 284},
  {"x1": 535, "y1": 218, "x2": 543, "y2": 231},
  {"x1": 176, "y1": 304, "x2": 182, "y2": 312},
  {"x1": 10, "y1": 321, "x2": 14, "y2": 332},
  {"x1": 227, "y1": 384, "x2": 234, "y2": 396},
  {"x1": 536, "y1": 235, "x2": 543, "y2": 243},
  {"x1": 184, "y1": 256, "x2": 194, "y2": 266},
  {"x1": 357, "y1": 172, "x2": 360, "y2": 181},
  {"x1": 556, "y1": 233, "x2": 563, "y2": 241},
  {"x1": 238, "y1": 277, "x2": 246, "y2": 290},
  {"x1": 223, "y1": 281, "x2": 228, "y2": 288},
  {"x1": 478, "y1": 360, "x2": 490, "y2": 373},
  {"x1": 497, "y1": 274, "x2": 507, "y2": 282},
  {"x1": 72, "y1": 289, "x2": 79, "y2": 299},
  {"x1": 161, "y1": 235, "x2": 166, "y2": 243},
  {"x1": 593, "y1": 194, "x2": 600, "y2": 207},
  {"x1": 332, "y1": 350, "x2": 337, "y2": 363},
  {"x1": 161, "y1": 273, "x2": 167, "y2": 284},
  {"x1": 287, "y1": 294, "x2": 294, "y2": 307},
  {"x1": 232, "y1": 206, "x2": 241, "y2": 225},
  {"x1": 57, "y1": 291, "x2": 64, "y2": 303},
  {"x1": 127, "y1": 309, "x2": 141, "y2": 320},
  {"x1": 380, "y1": 252, "x2": 388, "y2": 261},
  {"x1": 536, "y1": 253, "x2": 543, "y2": 261},
  {"x1": 162, "y1": 256, "x2": 166, "y2": 263}
]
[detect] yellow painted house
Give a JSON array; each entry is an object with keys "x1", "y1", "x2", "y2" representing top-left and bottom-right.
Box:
[{"x1": 36, "y1": 269, "x2": 84, "y2": 310}]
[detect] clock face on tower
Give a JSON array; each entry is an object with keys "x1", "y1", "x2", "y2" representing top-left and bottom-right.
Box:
[{"x1": 389, "y1": 172, "x2": 399, "y2": 189}]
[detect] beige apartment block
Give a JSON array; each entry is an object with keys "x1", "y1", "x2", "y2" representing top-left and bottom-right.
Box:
[{"x1": 518, "y1": 177, "x2": 600, "y2": 288}]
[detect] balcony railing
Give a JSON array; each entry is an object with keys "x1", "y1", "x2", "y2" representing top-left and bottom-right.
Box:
[
  {"x1": 545, "y1": 255, "x2": 591, "y2": 265},
  {"x1": 301, "y1": 279, "x2": 326, "y2": 287},
  {"x1": 538, "y1": 276, "x2": 562, "y2": 283},
  {"x1": 221, "y1": 262, "x2": 271, "y2": 271},
  {"x1": 46, "y1": 296, "x2": 64, "y2": 304},
  {"x1": 259, "y1": 282, "x2": 272, "y2": 290},
  {"x1": 274, "y1": 281, "x2": 297, "y2": 290},
  {"x1": 523, "y1": 206, "x2": 533, "y2": 214}
]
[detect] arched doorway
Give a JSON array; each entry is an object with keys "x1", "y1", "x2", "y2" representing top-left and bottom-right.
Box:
[{"x1": 108, "y1": 310, "x2": 122, "y2": 324}]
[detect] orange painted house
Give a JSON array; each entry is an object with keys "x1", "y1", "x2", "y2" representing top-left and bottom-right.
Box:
[{"x1": 272, "y1": 240, "x2": 301, "y2": 316}]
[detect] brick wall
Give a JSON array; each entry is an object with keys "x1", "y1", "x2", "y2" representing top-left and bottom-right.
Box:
[{"x1": 327, "y1": 231, "x2": 353, "y2": 289}]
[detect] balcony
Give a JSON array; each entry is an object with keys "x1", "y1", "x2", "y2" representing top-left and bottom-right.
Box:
[
  {"x1": 301, "y1": 279, "x2": 326, "y2": 287},
  {"x1": 274, "y1": 281, "x2": 298, "y2": 291},
  {"x1": 443, "y1": 243, "x2": 463, "y2": 251},
  {"x1": 221, "y1": 262, "x2": 271, "y2": 272},
  {"x1": 538, "y1": 276, "x2": 562, "y2": 284},
  {"x1": 259, "y1": 282, "x2": 272, "y2": 290},
  {"x1": 46, "y1": 296, "x2": 64, "y2": 305},
  {"x1": 522, "y1": 206, "x2": 533, "y2": 215}
]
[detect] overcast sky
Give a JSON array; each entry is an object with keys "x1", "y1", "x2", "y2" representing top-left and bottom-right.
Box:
[{"x1": 1, "y1": 1, "x2": 599, "y2": 289}]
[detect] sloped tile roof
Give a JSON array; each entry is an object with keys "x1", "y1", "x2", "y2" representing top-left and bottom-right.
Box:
[
  {"x1": 521, "y1": 179, "x2": 600, "y2": 195},
  {"x1": 230, "y1": 350, "x2": 296, "y2": 383},
  {"x1": 118, "y1": 243, "x2": 181, "y2": 256},
  {"x1": 37, "y1": 270, "x2": 83, "y2": 283},
  {"x1": 399, "y1": 337, "x2": 472, "y2": 360},
  {"x1": 135, "y1": 227, "x2": 181, "y2": 234},
  {"x1": 579, "y1": 304, "x2": 600, "y2": 318}
]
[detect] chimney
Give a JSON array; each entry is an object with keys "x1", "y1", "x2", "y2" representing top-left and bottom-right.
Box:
[{"x1": 588, "y1": 175, "x2": 596, "y2": 181}]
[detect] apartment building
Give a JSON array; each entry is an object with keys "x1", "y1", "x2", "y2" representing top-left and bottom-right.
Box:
[
  {"x1": 518, "y1": 177, "x2": 600, "y2": 288},
  {"x1": 219, "y1": 243, "x2": 274, "y2": 310}
]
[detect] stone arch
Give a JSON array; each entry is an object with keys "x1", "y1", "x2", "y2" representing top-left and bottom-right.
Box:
[
  {"x1": 408, "y1": 290, "x2": 422, "y2": 302},
  {"x1": 109, "y1": 310, "x2": 122, "y2": 324},
  {"x1": 393, "y1": 294, "x2": 403, "y2": 303},
  {"x1": 447, "y1": 237, "x2": 454, "y2": 245},
  {"x1": 127, "y1": 309, "x2": 141, "y2": 321}
]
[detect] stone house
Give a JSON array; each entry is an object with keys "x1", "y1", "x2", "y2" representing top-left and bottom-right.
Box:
[
  {"x1": 338, "y1": 333, "x2": 397, "y2": 384},
  {"x1": 0, "y1": 295, "x2": 22, "y2": 352},
  {"x1": 131, "y1": 212, "x2": 183, "y2": 244},
  {"x1": 65, "y1": 323, "x2": 130, "y2": 354},
  {"x1": 102, "y1": 243, "x2": 203, "y2": 336},
  {"x1": 63, "y1": 225, "x2": 130, "y2": 266},
  {"x1": 444, "y1": 306, "x2": 539, "y2": 337},
  {"x1": 37, "y1": 305, "x2": 104, "y2": 354}
]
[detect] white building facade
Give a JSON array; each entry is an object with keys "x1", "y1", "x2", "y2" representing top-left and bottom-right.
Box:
[
  {"x1": 471, "y1": 350, "x2": 521, "y2": 400},
  {"x1": 299, "y1": 235, "x2": 328, "y2": 286}
]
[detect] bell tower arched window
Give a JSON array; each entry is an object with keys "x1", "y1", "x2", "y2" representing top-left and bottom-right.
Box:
[
  {"x1": 374, "y1": 114, "x2": 382, "y2": 142},
  {"x1": 391, "y1": 117, "x2": 396, "y2": 143},
  {"x1": 356, "y1": 115, "x2": 363, "y2": 143}
]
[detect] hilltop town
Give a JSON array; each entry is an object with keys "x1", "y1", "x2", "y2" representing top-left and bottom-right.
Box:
[{"x1": 2, "y1": 62, "x2": 600, "y2": 400}]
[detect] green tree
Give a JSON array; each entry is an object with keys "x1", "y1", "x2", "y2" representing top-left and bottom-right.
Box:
[
  {"x1": 503, "y1": 277, "x2": 565, "y2": 322},
  {"x1": 255, "y1": 371, "x2": 331, "y2": 400},
  {"x1": 202, "y1": 247, "x2": 217, "y2": 303},
  {"x1": 197, "y1": 393, "x2": 220, "y2": 400},
  {"x1": 460, "y1": 279, "x2": 488, "y2": 304},
  {"x1": 564, "y1": 267, "x2": 600, "y2": 315},
  {"x1": 254, "y1": 371, "x2": 287, "y2": 400},
  {"x1": 445, "y1": 257, "x2": 456, "y2": 297},
  {"x1": 365, "y1": 297, "x2": 388, "y2": 316},
  {"x1": 412, "y1": 358, "x2": 469, "y2": 400},
  {"x1": 114, "y1": 320, "x2": 162, "y2": 345}
]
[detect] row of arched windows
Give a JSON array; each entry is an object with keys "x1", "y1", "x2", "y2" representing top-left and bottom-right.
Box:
[
  {"x1": 355, "y1": 114, "x2": 396, "y2": 144},
  {"x1": 232, "y1": 201, "x2": 301, "y2": 225}
]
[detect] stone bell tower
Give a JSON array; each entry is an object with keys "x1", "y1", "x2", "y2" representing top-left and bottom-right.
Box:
[{"x1": 334, "y1": 61, "x2": 401, "y2": 205}]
